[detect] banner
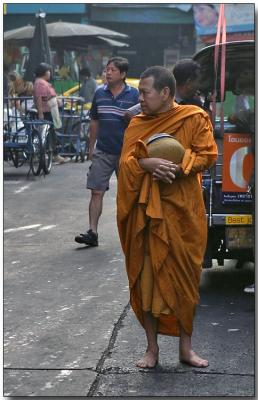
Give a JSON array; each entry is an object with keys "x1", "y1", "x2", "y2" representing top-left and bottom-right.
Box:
[
  {"x1": 193, "y1": 4, "x2": 254, "y2": 36},
  {"x1": 222, "y1": 133, "x2": 254, "y2": 193}
]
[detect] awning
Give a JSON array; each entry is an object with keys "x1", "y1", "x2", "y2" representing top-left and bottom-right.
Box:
[{"x1": 90, "y1": 5, "x2": 193, "y2": 25}]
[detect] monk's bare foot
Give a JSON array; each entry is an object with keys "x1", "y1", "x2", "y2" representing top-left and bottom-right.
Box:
[
  {"x1": 180, "y1": 350, "x2": 209, "y2": 368},
  {"x1": 136, "y1": 350, "x2": 159, "y2": 368}
]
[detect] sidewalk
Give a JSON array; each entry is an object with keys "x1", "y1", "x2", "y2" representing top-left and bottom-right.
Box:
[{"x1": 3, "y1": 162, "x2": 255, "y2": 396}]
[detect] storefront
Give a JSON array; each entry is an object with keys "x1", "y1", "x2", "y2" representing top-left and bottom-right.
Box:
[
  {"x1": 3, "y1": 4, "x2": 123, "y2": 91},
  {"x1": 88, "y1": 4, "x2": 195, "y2": 77}
]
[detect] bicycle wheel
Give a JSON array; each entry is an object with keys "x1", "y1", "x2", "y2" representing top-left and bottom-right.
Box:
[
  {"x1": 9, "y1": 127, "x2": 28, "y2": 168},
  {"x1": 30, "y1": 128, "x2": 43, "y2": 176},
  {"x1": 9, "y1": 149, "x2": 25, "y2": 168},
  {"x1": 42, "y1": 129, "x2": 53, "y2": 174}
]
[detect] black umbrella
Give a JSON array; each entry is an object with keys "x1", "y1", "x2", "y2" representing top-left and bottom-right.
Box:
[{"x1": 23, "y1": 11, "x2": 52, "y2": 82}]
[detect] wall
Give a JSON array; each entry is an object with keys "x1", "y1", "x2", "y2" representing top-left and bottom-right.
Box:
[{"x1": 88, "y1": 5, "x2": 196, "y2": 77}]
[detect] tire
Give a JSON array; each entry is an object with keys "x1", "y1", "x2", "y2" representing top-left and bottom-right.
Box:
[
  {"x1": 203, "y1": 238, "x2": 213, "y2": 268},
  {"x1": 80, "y1": 143, "x2": 86, "y2": 162},
  {"x1": 75, "y1": 147, "x2": 86, "y2": 163},
  {"x1": 30, "y1": 128, "x2": 42, "y2": 176},
  {"x1": 10, "y1": 127, "x2": 28, "y2": 168},
  {"x1": 235, "y1": 251, "x2": 253, "y2": 269},
  {"x1": 42, "y1": 130, "x2": 53, "y2": 174},
  {"x1": 9, "y1": 149, "x2": 25, "y2": 168}
]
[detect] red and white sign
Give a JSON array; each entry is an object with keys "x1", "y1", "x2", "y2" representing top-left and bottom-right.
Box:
[{"x1": 222, "y1": 133, "x2": 254, "y2": 192}]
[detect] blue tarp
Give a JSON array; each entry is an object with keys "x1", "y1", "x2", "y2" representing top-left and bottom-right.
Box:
[{"x1": 5, "y1": 4, "x2": 86, "y2": 14}]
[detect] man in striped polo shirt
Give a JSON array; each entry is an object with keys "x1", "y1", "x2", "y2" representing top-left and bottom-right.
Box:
[{"x1": 75, "y1": 57, "x2": 139, "y2": 246}]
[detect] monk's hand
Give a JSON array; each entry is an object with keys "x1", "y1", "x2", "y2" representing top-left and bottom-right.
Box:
[
  {"x1": 138, "y1": 158, "x2": 178, "y2": 184},
  {"x1": 153, "y1": 162, "x2": 179, "y2": 183}
]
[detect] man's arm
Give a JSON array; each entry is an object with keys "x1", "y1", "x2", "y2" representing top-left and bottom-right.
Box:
[
  {"x1": 35, "y1": 96, "x2": 44, "y2": 119},
  {"x1": 88, "y1": 119, "x2": 99, "y2": 160}
]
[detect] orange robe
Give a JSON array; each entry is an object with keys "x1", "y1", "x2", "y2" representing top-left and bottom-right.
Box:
[{"x1": 117, "y1": 104, "x2": 218, "y2": 337}]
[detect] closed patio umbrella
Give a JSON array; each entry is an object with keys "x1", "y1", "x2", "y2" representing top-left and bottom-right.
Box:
[{"x1": 23, "y1": 11, "x2": 52, "y2": 82}]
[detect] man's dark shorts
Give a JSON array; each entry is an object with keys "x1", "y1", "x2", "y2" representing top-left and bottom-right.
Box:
[{"x1": 87, "y1": 148, "x2": 120, "y2": 191}]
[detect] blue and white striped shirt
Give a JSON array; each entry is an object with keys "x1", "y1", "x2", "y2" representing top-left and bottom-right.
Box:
[{"x1": 89, "y1": 83, "x2": 139, "y2": 155}]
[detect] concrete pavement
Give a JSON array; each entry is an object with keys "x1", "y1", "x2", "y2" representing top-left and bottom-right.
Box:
[{"x1": 3, "y1": 161, "x2": 255, "y2": 397}]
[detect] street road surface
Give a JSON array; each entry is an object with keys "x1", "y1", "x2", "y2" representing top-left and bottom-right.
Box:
[{"x1": 3, "y1": 161, "x2": 255, "y2": 397}]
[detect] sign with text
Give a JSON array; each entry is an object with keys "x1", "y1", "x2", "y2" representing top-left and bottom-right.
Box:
[
  {"x1": 226, "y1": 215, "x2": 252, "y2": 225},
  {"x1": 222, "y1": 133, "x2": 254, "y2": 193}
]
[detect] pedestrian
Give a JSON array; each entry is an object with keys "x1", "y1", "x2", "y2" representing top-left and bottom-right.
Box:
[
  {"x1": 79, "y1": 66, "x2": 97, "y2": 103},
  {"x1": 100, "y1": 67, "x2": 107, "y2": 85},
  {"x1": 8, "y1": 71, "x2": 25, "y2": 96},
  {"x1": 33, "y1": 62, "x2": 67, "y2": 164},
  {"x1": 74, "y1": 56, "x2": 139, "y2": 246},
  {"x1": 6, "y1": 71, "x2": 32, "y2": 115},
  {"x1": 172, "y1": 58, "x2": 204, "y2": 108},
  {"x1": 124, "y1": 58, "x2": 208, "y2": 124},
  {"x1": 117, "y1": 66, "x2": 218, "y2": 368},
  {"x1": 7, "y1": 71, "x2": 25, "y2": 111},
  {"x1": 19, "y1": 81, "x2": 34, "y2": 113},
  {"x1": 3, "y1": 63, "x2": 10, "y2": 98}
]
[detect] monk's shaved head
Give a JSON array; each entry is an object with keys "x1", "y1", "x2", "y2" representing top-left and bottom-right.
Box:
[{"x1": 140, "y1": 66, "x2": 176, "y2": 98}]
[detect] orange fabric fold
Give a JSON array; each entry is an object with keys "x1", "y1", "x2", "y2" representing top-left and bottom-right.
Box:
[{"x1": 117, "y1": 104, "x2": 218, "y2": 336}]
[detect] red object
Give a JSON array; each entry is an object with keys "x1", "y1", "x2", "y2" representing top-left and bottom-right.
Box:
[
  {"x1": 201, "y1": 32, "x2": 254, "y2": 45},
  {"x1": 211, "y1": 4, "x2": 226, "y2": 130},
  {"x1": 222, "y1": 133, "x2": 254, "y2": 192}
]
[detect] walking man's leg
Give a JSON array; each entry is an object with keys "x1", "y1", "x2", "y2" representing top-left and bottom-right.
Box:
[
  {"x1": 75, "y1": 150, "x2": 119, "y2": 246},
  {"x1": 89, "y1": 190, "x2": 105, "y2": 234},
  {"x1": 74, "y1": 188, "x2": 105, "y2": 246}
]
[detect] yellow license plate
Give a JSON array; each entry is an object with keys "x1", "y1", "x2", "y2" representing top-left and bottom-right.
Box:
[{"x1": 226, "y1": 215, "x2": 252, "y2": 225}]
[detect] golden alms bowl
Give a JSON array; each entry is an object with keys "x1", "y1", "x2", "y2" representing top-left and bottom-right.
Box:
[{"x1": 146, "y1": 133, "x2": 185, "y2": 163}]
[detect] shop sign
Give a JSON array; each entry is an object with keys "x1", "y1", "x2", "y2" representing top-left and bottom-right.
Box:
[{"x1": 222, "y1": 133, "x2": 254, "y2": 201}]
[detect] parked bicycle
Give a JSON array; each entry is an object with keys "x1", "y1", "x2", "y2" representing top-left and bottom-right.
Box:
[
  {"x1": 4, "y1": 96, "x2": 53, "y2": 176},
  {"x1": 55, "y1": 96, "x2": 90, "y2": 162}
]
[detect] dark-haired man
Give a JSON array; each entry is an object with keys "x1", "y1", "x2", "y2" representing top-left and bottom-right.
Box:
[
  {"x1": 117, "y1": 66, "x2": 218, "y2": 369},
  {"x1": 79, "y1": 67, "x2": 97, "y2": 103},
  {"x1": 124, "y1": 58, "x2": 207, "y2": 123},
  {"x1": 75, "y1": 57, "x2": 139, "y2": 246},
  {"x1": 173, "y1": 58, "x2": 203, "y2": 107}
]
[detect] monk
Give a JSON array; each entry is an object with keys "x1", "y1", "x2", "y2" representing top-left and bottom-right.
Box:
[{"x1": 117, "y1": 66, "x2": 218, "y2": 369}]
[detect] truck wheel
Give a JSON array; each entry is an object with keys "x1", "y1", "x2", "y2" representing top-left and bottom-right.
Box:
[{"x1": 203, "y1": 242, "x2": 213, "y2": 268}]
